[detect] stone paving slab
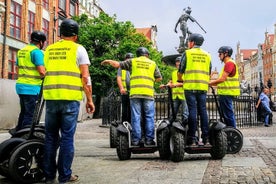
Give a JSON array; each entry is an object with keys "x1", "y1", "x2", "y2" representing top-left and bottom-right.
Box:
[{"x1": 222, "y1": 156, "x2": 267, "y2": 167}]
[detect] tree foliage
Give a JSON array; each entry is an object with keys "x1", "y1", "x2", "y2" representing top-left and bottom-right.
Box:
[{"x1": 73, "y1": 13, "x2": 173, "y2": 97}]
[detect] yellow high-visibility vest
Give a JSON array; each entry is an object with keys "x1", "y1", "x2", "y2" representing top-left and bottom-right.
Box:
[
  {"x1": 217, "y1": 60, "x2": 240, "y2": 96},
  {"x1": 121, "y1": 70, "x2": 127, "y2": 91},
  {"x1": 130, "y1": 56, "x2": 156, "y2": 98},
  {"x1": 43, "y1": 40, "x2": 83, "y2": 100},
  {"x1": 184, "y1": 48, "x2": 211, "y2": 91},
  {"x1": 17, "y1": 45, "x2": 42, "y2": 86},
  {"x1": 172, "y1": 70, "x2": 185, "y2": 100}
]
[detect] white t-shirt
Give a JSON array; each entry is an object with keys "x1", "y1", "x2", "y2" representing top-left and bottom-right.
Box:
[{"x1": 77, "y1": 45, "x2": 91, "y2": 66}]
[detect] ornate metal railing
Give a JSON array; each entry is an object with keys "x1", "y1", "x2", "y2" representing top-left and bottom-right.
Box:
[{"x1": 102, "y1": 92, "x2": 262, "y2": 128}]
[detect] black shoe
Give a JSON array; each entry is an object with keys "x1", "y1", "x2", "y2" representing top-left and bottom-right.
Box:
[
  {"x1": 202, "y1": 137, "x2": 210, "y2": 145},
  {"x1": 265, "y1": 124, "x2": 270, "y2": 127},
  {"x1": 145, "y1": 140, "x2": 155, "y2": 146}
]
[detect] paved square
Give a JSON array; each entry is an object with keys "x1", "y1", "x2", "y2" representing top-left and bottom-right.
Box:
[{"x1": 222, "y1": 156, "x2": 267, "y2": 167}]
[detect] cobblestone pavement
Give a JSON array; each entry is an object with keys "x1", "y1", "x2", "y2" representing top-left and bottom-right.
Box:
[{"x1": 0, "y1": 118, "x2": 276, "y2": 184}]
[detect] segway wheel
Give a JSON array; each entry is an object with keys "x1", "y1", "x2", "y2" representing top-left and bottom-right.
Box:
[
  {"x1": 210, "y1": 130, "x2": 227, "y2": 159},
  {"x1": 223, "y1": 127, "x2": 243, "y2": 154},
  {"x1": 8, "y1": 140, "x2": 44, "y2": 183},
  {"x1": 157, "y1": 127, "x2": 171, "y2": 160},
  {"x1": 110, "y1": 124, "x2": 117, "y2": 148},
  {"x1": 170, "y1": 128, "x2": 185, "y2": 162},
  {"x1": 0, "y1": 138, "x2": 25, "y2": 178},
  {"x1": 116, "y1": 134, "x2": 131, "y2": 160}
]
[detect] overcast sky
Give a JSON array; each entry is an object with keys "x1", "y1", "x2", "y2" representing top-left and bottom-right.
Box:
[{"x1": 100, "y1": 0, "x2": 276, "y2": 70}]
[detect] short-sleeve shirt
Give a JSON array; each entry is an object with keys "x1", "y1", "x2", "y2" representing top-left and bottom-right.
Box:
[
  {"x1": 224, "y1": 61, "x2": 236, "y2": 77},
  {"x1": 117, "y1": 68, "x2": 130, "y2": 90},
  {"x1": 259, "y1": 92, "x2": 271, "y2": 112},
  {"x1": 16, "y1": 45, "x2": 44, "y2": 95}
]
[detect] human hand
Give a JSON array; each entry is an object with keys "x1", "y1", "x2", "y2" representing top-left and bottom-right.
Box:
[
  {"x1": 101, "y1": 60, "x2": 110, "y2": 66},
  {"x1": 159, "y1": 84, "x2": 166, "y2": 89},
  {"x1": 120, "y1": 88, "x2": 127, "y2": 95},
  {"x1": 86, "y1": 101, "x2": 95, "y2": 114}
]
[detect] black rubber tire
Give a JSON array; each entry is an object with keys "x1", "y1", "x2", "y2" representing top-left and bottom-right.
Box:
[
  {"x1": 110, "y1": 124, "x2": 117, "y2": 148},
  {"x1": 0, "y1": 138, "x2": 25, "y2": 178},
  {"x1": 8, "y1": 140, "x2": 44, "y2": 183},
  {"x1": 116, "y1": 134, "x2": 131, "y2": 160},
  {"x1": 223, "y1": 127, "x2": 243, "y2": 154},
  {"x1": 210, "y1": 130, "x2": 227, "y2": 159},
  {"x1": 157, "y1": 127, "x2": 171, "y2": 160},
  {"x1": 14, "y1": 131, "x2": 45, "y2": 140},
  {"x1": 170, "y1": 128, "x2": 185, "y2": 162}
]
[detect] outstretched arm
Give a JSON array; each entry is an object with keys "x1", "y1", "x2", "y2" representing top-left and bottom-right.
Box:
[{"x1": 101, "y1": 60, "x2": 120, "y2": 68}]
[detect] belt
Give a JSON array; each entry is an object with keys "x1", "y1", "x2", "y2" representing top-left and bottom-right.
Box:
[{"x1": 185, "y1": 90, "x2": 206, "y2": 94}]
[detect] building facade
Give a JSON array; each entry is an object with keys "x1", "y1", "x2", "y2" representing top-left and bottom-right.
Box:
[{"x1": 236, "y1": 27, "x2": 275, "y2": 98}]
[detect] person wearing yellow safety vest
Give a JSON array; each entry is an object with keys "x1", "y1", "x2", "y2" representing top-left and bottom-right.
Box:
[
  {"x1": 160, "y1": 56, "x2": 188, "y2": 123},
  {"x1": 12, "y1": 31, "x2": 46, "y2": 134},
  {"x1": 43, "y1": 19, "x2": 95, "y2": 184},
  {"x1": 117, "y1": 53, "x2": 133, "y2": 122},
  {"x1": 177, "y1": 33, "x2": 212, "y2": 146},
  {"x1": 101, "y1": 47, "x2": 162, "y2": 146},
  {"x1": 209, "y1": 46, "x2": 240, "y2": 128}
]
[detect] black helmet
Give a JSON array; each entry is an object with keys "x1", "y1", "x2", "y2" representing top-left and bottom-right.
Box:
[
  {"x1": 136, "y1": 47, "x2": 149, "y2": 57},
  {"x1": 31, "y1": 31, "x2": 46, "y2": 42},
  {"x1": 187, "y1": 33, "x2": 204, "y2": 46},
  {"x1": 125, "y1": 53, "x2": 134, "y2": 59},
  {"x1": 175, "y1": 56, "x2": 181, "y2": 62},
  {"x1": 218, "y1": 46, "x2": 233, "y2": 57},
  {"x1": 60, "y1": 19, "x2": 79, "y2": 37}
]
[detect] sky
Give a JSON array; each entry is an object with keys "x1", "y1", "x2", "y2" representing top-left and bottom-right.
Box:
[{"x1": 100, "y1": 0, "x2": 276, "y2": 71}]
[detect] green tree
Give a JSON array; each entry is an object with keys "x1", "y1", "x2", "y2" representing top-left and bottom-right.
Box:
[{"x1": 73, "y1": 13, "x2": 172, "y2": 117}]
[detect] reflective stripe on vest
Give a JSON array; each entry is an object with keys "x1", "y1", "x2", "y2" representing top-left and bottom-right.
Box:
[
  {"x1": 184, "y1": 48, "x2": 211, "y2": 91},
  {"x1": 130, "y1": 56, "x2": 156, "y2": 98},
  {"x1": 217, "y1": 60, "x2": 240, "y2": 96},
  {"x1": 172, "y1": 70, "x2": 185, "y2": 100},
  {"x1": 121, "y1": 70, "x2": 127, "y2": 90},
  {"x1": 17, "y1": 45, "x2": 42, "y2": 86},
  {"x1": 43, "y1": 40, "x2": 83, "y2": 100}
]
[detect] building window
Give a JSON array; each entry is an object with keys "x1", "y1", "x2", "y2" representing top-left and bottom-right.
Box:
[
  {"x1": 28, "y1": 11, "x2": 35, "y2": 41},
  {"x1": 70, "y1": 1, "x2": 76, "y2": 16},
  {"x1": 42, "y1": 19, "x2": 49, "y2": 47},
  {"x1": 59, "y1": 0, "x2": 66, "y2": 11},
  {"x1": 8, "y1": 48, "x2": 18, "y2": 80},
  {"x1": 43, "y1": 0, "x2": 49, "y2": 10},
  {"x1": 10, "y1": 1, "x2": 22, "y2": 39}
]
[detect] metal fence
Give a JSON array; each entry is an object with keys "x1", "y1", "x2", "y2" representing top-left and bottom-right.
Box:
[{"x1": 102, "y1": 93, "x2": 263, "y2": 128}]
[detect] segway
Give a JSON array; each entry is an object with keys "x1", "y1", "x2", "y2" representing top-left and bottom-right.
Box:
[
  {"x1": 0, "y1": 82, "x2": 45, "y2": 183},
  {"x1": 116, "y1": 99, "x2": 171, "y2": 160},
  {"x1": 210, "y1": 86, "x2": 243, "y2": 154},
  {"x1": 169, "y1": 87, "x2": 228, "y2": 162},
  {"x1": 116, "y1": 119, "x2": 171, "y2": 160}
]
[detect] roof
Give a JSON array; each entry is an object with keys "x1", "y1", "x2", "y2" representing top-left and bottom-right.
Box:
[
  {"x1": 240, "y1": 49, "x2": 258, "y2": 60},
  {"x1": 136, "y1": 28, "x2": 152, "y2": 41}
]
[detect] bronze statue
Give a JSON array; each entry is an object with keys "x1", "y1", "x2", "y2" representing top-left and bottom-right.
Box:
[{"x1": 175, "y1": 7, "x2": 206, "y2": 52}]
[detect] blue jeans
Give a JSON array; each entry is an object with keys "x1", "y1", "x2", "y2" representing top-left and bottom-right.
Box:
[
  {"x1": 16, "y1": 94, "x2": 38, "y2": 130},
  {"x1": 218, "y1": 95, "x2": 236, "y2": 128},
  {"x1": 185, "y1": 91, "x2": 209, "y2": 139},
  {"x1": 130, "y1": 98, "x2": 155, "y2": 143},
  {"x1": 261, "y1": 104, "x2": 272, "y2": 125},
  {"x1": 44, "y1": 100, "x2": 80, "y2": 183},
  {"x1": 172, "y1": 98, "x2": 189, "y2": 122}
]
